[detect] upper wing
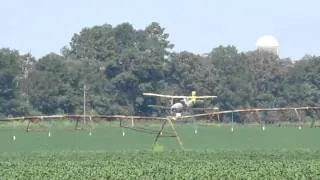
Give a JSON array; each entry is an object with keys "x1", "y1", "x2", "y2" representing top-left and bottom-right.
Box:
[
  {"x1": 143, "y1": 93, "x2": 217, "y2": 99},
  {"x1": 143, "y1": 93, "x2": 187, "y2": 99},
  {"x1": 194, "y1": 96, "x2": 217, "y2": 99}
]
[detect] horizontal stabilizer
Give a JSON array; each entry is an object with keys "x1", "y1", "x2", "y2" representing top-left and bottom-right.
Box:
[{"x1": 143, "y1": 93, "x2": 217, "y2": 99}]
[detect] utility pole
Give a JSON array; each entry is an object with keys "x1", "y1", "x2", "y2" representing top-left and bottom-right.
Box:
[
  {"x1": 21, "y1": 52, "x2": 31, "y2": 115},
  {"x1": 83, "y1": 84, "x2": 87, "y2": 125}
]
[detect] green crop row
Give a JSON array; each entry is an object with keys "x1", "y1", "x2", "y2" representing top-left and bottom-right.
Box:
[{"x1": 1, "y1": 150, "x2": 320, "y2": 179}]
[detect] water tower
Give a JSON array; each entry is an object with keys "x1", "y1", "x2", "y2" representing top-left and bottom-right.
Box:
[{"x1": 256, "y1": 35, "x2": 279, "y2": 55}]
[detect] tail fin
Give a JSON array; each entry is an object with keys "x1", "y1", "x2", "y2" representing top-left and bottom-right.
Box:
[{"x1": 191, "y1": 91, "x2": 196, "y2": 103}]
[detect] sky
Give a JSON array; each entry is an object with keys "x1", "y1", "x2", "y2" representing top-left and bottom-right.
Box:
[{"x1": 1, "y1": 0, "x2": 319, "y2": 60}]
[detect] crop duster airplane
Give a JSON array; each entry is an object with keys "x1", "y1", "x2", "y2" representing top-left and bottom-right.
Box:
[{"x1": 143, "y1": 91, "x2": 218, "y2": 115}]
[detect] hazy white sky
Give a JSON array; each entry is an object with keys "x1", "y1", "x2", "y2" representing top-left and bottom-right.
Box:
[{"x1": 1, "y1": 0, "x2": 319, "y2": 59}]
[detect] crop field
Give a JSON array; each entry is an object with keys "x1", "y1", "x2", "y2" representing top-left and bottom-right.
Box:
[{"x1": 1, "y1": 122, "x2": 320, "y2": 179}]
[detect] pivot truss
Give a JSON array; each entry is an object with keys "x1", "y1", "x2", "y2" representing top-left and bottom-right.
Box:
[
  {"x1": 1, "y1": 106, "x2": 320, "y2": 149},
  {"x1": 178, "y1": 106, "x2": 320, "y2": 125}
]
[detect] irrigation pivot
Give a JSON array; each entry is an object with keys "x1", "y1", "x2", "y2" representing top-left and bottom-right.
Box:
[{"x1": 1, "y1": 106, "x2": 320, "y2": 149}]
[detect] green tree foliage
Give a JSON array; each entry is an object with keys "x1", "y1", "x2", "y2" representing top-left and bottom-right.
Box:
[
  {"x1": 282, "y1": 55, "x2": 320, "y2": 106},
  {"x1": 0, "y1": 49, "x2": 36, "y2": 117},
  {"x1": 0, "y1": 22, "x2": 319, "y2": 120}
]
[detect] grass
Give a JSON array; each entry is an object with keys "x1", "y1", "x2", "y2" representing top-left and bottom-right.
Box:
[
  {"x1": 1, "y1": 122, "x2": 320, "y2": 179},
  {"x1": 1, "y1": 121, "x2": 320, "y2": 152}
]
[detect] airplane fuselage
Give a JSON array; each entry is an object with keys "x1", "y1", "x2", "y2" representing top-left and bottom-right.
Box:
[
  {"x1": 170, "y1": 103, "x2": 184, "y2": 112},
  {"x1": 170, "y1": 99, "x2": 195, "y2": 112}
]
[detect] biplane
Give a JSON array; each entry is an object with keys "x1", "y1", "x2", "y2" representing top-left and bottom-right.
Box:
[{"x1": 143, "y1": 91, "x2": 218, "y2": 115}]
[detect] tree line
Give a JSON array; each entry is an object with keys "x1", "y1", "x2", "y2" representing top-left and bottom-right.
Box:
[{"x1": 0, "y1": 22, "x2": 319, "y2": 122}]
